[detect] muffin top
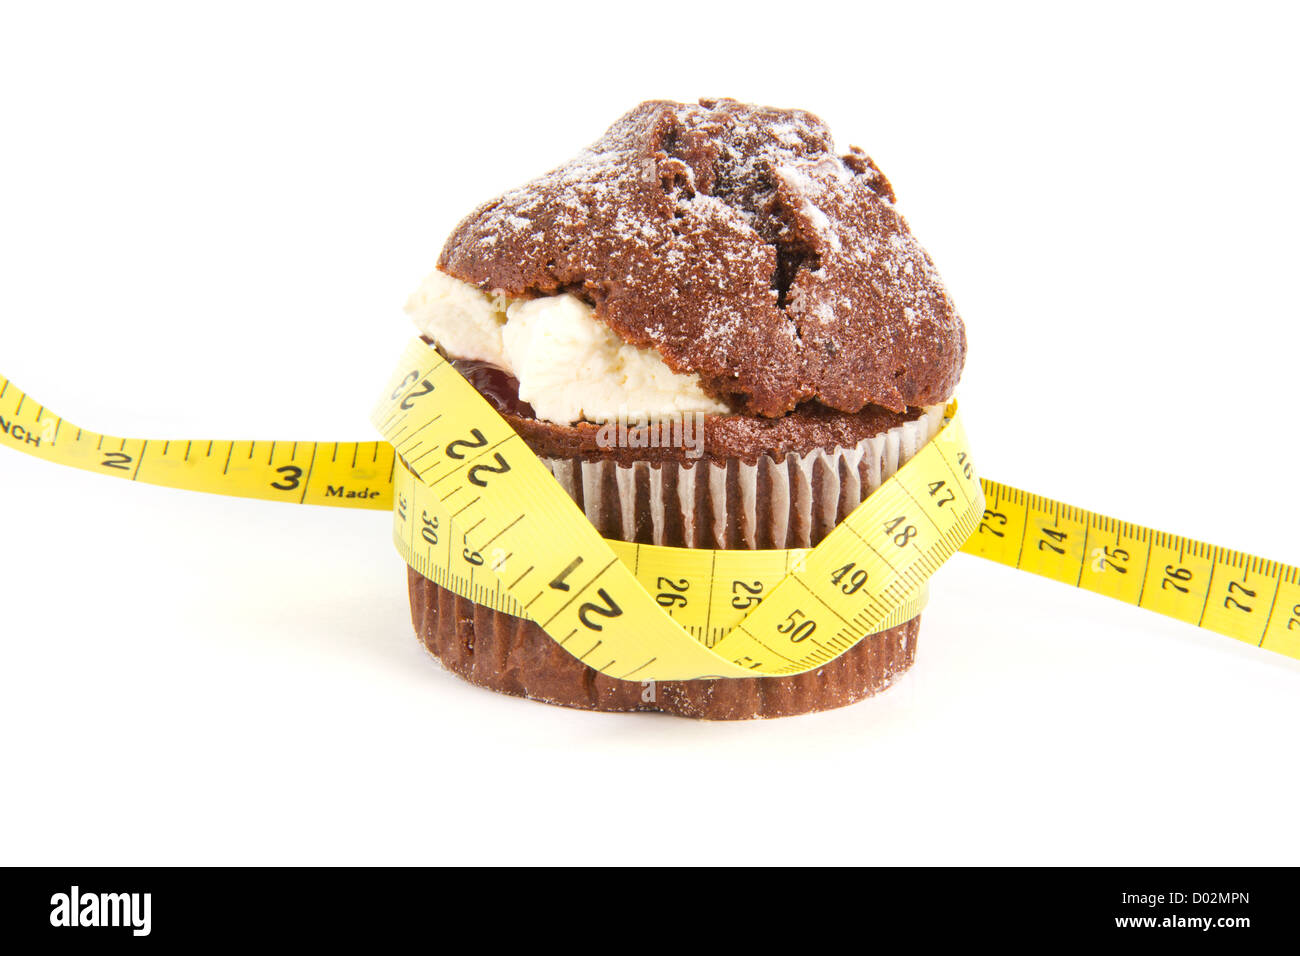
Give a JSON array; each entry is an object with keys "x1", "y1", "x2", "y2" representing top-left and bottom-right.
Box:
[{"x1": 437, "y1": 97, "x2": 966, "y2": 418}]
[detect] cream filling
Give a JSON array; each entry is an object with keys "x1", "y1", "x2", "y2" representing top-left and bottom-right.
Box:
[{"x1": 404, "y1": 270, "x2": 731, "y2": 426}]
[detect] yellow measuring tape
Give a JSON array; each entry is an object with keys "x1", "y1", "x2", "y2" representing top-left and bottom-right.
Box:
[
  {"x1": 0, "y1": 378, "x2": 395, "y2": 510},
  {"x1": 963, "y1": 482, "x2": 1300, "y2": 659},
  {"x1": 2, "y1": 339, "x2": 1298, "y2": 673},
  {"x1": 374, "y1": 338, "x2": 979, "y2": 679}
]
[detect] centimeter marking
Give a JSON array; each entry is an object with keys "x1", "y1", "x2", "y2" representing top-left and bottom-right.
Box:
[{"x1": 962, "y1": 480, "x2": 1300, "y2": 659}]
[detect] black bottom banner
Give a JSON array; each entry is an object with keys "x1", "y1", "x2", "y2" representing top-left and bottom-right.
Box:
[{"x1": 1, "y1": 866, "x2": 1287, "y2": 945}]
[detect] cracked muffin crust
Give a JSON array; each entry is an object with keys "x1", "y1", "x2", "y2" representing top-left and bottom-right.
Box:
[{"x1": 438, "y1": 97, "x2": 966, "y2": 417}]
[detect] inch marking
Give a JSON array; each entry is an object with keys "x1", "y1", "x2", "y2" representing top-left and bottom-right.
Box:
[
  {"x1": 480, "y1": 514, "x2": 525, "y2": 549},
  {"x1": 450, "y1": 496, "x2": 481, "y2": 519},
  {"x1": 130, "y1": 441, "x2": 147, "y2": 481},
  {"x1": 298, "y1": 443, "x2": 319, "y2": 504}
]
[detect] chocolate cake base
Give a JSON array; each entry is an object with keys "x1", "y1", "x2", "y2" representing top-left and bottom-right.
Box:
[{"x1": 407, "y1": 567, "x2": 919, "y2": 720}]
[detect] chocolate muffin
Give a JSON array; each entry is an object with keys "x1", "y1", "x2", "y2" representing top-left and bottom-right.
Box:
[{"x1": 403, "y1": 97, "x2": 966, "y2": 719}]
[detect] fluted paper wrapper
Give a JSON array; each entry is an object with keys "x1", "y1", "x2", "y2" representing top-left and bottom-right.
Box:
[
  {"x1": 407, "y1": 407, "x2": 944, "y2": 719},
  {"x1": 541, "y1": 406, "x2": 945, "y2": 549}
]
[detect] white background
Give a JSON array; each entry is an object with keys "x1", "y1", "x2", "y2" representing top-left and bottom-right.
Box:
[{"x1": 1, "y1": 1, "x2": 1297, "y2": 865}]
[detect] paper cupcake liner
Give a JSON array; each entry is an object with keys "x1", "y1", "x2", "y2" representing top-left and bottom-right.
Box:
[
  {"x1": 539, "y1": 405, "x2": 945, "y2": 550},
  {"x1": 407, "y1": 405, "x2": 943, "y2": 718}
]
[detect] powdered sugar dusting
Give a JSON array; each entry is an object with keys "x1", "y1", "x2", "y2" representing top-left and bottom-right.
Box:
[{"x1": 438, "y1": 97, "x2": 965, "y2": 417}]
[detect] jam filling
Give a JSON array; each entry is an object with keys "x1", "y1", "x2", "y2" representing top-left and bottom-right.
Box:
[{"x1": 450, "y1": 359, "x2": 537, "y2": 419}]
